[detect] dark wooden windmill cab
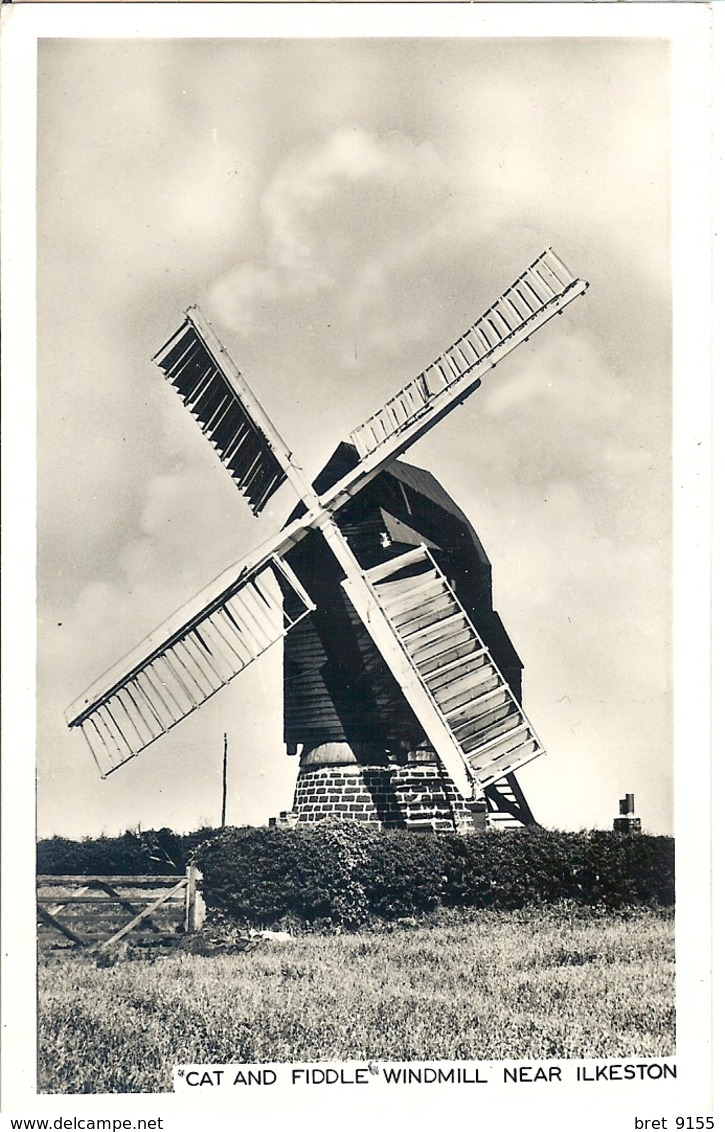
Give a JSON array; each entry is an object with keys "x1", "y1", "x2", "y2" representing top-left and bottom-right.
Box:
[
  {"x1": 282, "y1": 445, "x2": 536, "y2": 831},
  {"x1": 67, "y1": 249, "x2": 588, "y2": 835}
]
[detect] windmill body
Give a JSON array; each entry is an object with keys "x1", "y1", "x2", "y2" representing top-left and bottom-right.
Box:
[
  {"x1": 66, "y1": 248, "x2": 588, "y2": 832},
  {"x1": 283, "y1": 444, "x2": 533, "y2": 828}
]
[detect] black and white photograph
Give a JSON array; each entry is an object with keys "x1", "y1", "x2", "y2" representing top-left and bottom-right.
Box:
[{"x1": 0, "y1": 3, "x2": 715, "y2": 1128}]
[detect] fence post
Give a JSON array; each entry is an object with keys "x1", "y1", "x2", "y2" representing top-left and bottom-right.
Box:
[{"x1": 184, "y1": 865, "x2": 202, "y2": 933}]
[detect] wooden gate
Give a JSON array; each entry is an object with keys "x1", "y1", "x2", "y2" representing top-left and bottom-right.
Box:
[{"x1": 37, "y1": 866, "x2": 204, "y2": 949}]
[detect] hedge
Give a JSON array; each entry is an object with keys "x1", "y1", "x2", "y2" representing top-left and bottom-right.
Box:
[
  {"x1": 37, "y1": 823, "x2": 674, "y2": 927},
  {"x1": 36, "y1": 828, "x2": 219, "y2": 877},
  {"x1": 194, "y1": 823, "x2": 675, "y2": 929}
]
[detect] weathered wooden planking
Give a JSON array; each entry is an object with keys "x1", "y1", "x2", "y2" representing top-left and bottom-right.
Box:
[
  {"x1": 38, "y1": 895, "x2": 184, "y2": 905},
  {"x1": 38, "y1": 875, "x2": 187, "y2": 887},
  {"x1": 153, "y1": 310, "x2": 290, "y2": 516},
  {"x1": 37, "y1": 868, "x2": 203, "y2": 948},
  {"x1": 100, "y1": 875, "x2": 189, "y2": 948},
  {"x1": 359, "y1": 545, "x2": 546, "y2": 796}
]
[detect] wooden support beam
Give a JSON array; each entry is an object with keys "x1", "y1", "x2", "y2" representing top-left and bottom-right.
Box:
[
  {"x1": 47, "y1": 885, "x2": 90, "y2": 916},
  {"x1": 37, "y1": 905, "x2": 88, "y2": 946},
  {"x1": 486, "y1": 773, "x2": 537, "y2": 826},
  {"x1": 100, "y1": 876, "x2": 189, "y2": 949},
  {"x1": 184, "y1": 865, "x2": 202, "y2": 933},
  {"x1": 38, "y1": 874, "x2": 185, "y2": 887},
  {"x1": 93, "y1": 881, "x2": 164, "y2": 933},
  {"x1": 364, "y1": 544, "x2": 429, "y2": 583}
]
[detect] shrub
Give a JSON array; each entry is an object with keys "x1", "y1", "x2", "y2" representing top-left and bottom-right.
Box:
[
  {"x1": 193, "y1": 823, "x2": 377, "y2": 928},
  {"x1": 359, "y1": 831, "x2": 449, "y2": 918},
  {"x1": 194, "y1": 822, "x2": 674, "y2": 929},
  {"x1": 37, "y1": 828, "x2": 221, "y2": 876},
  {"x1": 38, "y1": 823, "x2": 674, "y2": 925}
]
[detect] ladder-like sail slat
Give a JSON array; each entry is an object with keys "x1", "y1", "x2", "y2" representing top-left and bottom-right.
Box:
[
  {"x1": 66, "y1": 555, "x2": 315, "y2": 777},
  {"x1": 69, "y1": 246, "x2": 585, "y2": 785},
  {"x1": 340, "y1": 544, "x2": 546, "y2": 799},
  {"x1": 347, "y1": 248, "x2": 588, "y2": 470}
]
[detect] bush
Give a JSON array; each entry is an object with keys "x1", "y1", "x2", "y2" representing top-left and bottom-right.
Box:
[
  {"x1": 359, "y1": 831, "x2": 449, "y2": 918},
  {"x1": 37, "y1": 828, "x2": 221, "y2": 876},
  {"x1": 439, "y1": 828, "x2": 675, "y2": 911},
  {"x1": 194, "y1": 822, "x2": 674, "y2": 929},
  {"x1": 38, "y1": 823, "x2": 674, "y2": 926},
  {"x1": 193, "y1": 823, "x2": 377, "y2": 929}
]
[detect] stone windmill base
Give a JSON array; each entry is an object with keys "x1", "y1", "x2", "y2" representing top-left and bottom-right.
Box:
[{"x1": 271, "y1": 743, "x2": 491, "y2": 833}]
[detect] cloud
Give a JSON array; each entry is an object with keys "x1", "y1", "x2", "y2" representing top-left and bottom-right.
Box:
[
  {"x1": 207, "y1": 264, "x2": 281, "y2": 337},
  {"x1": 34, "y1": 38, "x2": 674, "y2": 838},
  {"x1": 485, "y1": 327, "x2": 630, "y2": 422},
  {"x1": 207, "y1": 128, "x2": 452, "y2": 335}
]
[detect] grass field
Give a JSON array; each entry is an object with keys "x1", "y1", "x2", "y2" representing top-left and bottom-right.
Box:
[{"x1": 38, "y1": 905, "x2": 675, "y2": 1094}]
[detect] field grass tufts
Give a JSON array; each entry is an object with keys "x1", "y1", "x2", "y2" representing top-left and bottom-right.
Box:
[{"x1": 38, "y1": 905, "x2": 674, "y2": 1093}]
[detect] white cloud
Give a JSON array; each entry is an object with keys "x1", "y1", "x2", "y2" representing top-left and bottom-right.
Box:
[
  {"x1": 207, "y1": 264, "x2": 281, "y2": 337},
  {"x1": 207, "y1": 128, "x2": 452, "y2": 334},
  {"x1": 485, "y1": 328, "x2": 630, "y2": 422},
  {"x1": 34, "y1": 38, "x2": 674, "y2": 838}
]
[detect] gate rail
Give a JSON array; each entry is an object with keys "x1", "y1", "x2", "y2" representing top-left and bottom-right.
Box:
[{"x1": 37, "y1": 866, "x2": 204, "y2": 948}]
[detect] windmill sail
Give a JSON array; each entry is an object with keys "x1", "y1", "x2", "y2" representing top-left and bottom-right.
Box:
[
  {"x1": 153, "y1": 308, "x2": 294, "y2": 516},
  {"x1": 67, "y1": 555, "x2": 315, "y2": 777},
  {"x1": 68, "y1": 246, "x2": 586, "y2": 789},
  {"x1": 346, "y1": 248, "x2": 587, "y2": 477},
  {"x1": 340, "y1": 544, "x2": 544, "y2": 799}
]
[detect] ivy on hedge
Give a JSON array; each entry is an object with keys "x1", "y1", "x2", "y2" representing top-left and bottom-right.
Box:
[
  {"x1": 37, "y1": 822, "x2": 674, "y2": 927},
  {"x1": 193, "y1": 823, "x2": 674, "y2": 928}
]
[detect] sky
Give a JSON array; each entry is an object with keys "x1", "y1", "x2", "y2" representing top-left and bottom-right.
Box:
[{"x1": 35, "y1": 34, "x2": 674, "y2": 839}]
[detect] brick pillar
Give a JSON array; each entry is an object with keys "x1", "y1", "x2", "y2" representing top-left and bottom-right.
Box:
[
  {"x1": 288, "y1": 758, "x2": 473, "y2": 833},
  {"x1": 390, "y1": 764, "x2": 473, "y2": 833}
]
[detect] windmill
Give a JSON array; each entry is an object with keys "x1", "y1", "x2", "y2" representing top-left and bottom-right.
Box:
[{"x1": 67, "y1": 248, "x2": 588, "y2": 831}]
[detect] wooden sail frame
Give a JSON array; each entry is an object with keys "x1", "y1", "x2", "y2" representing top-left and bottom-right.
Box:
[{"x1": 67, "y1": 247, "x2": 587, "y2": 789}]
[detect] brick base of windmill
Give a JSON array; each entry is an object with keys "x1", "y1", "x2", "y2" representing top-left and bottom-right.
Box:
[{"x1": 270, "y1": 742, "x2": 485, "y2": 833}]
